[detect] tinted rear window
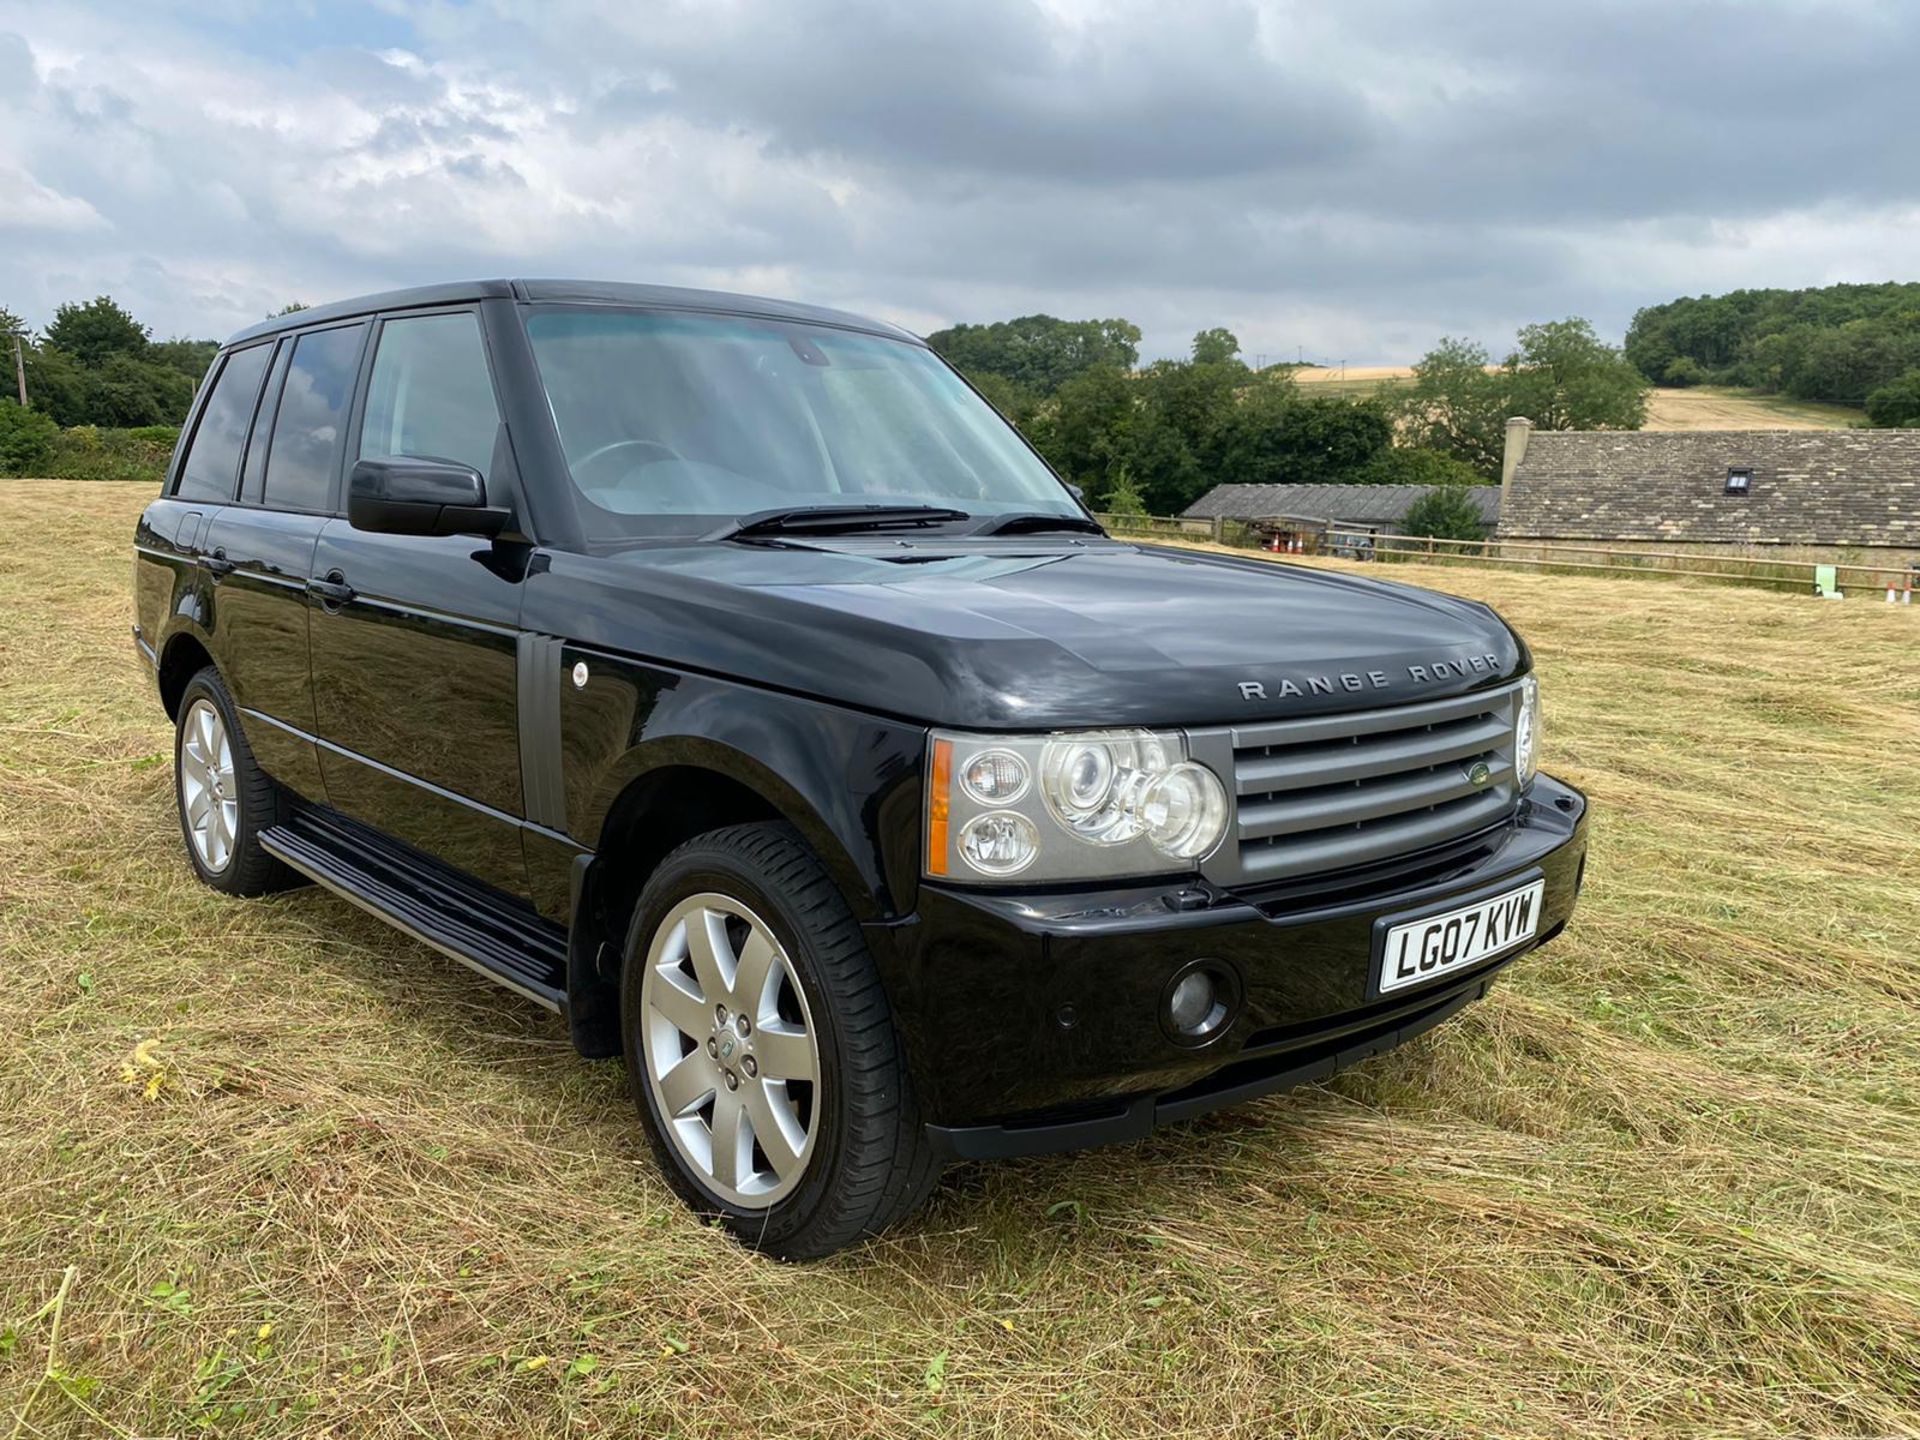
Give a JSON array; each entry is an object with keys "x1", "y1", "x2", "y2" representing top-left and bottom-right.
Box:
[
  {"x1": 262, "y1": 323, "x2": 366, "y2": 512},
  {"x1": 174, "y1": 343, "x2": 272, "y2": 501},
  {"x1": 239, "y1": 341, "x2": 291, "y2": 504}
]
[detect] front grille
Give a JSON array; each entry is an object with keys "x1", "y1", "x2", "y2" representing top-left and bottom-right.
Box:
[{"x1": 1210, "y1": 683, "x2": 1522, "y2": 886}]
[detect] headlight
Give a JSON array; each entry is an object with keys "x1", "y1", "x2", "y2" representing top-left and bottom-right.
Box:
[
  {"x1": 1141, "y1": 763, "x2": 1231, "y2": 859},
  {"x1": 1515, "y1": 674, "x2": 1540, "y2": 788},
  {"x1": 928, "y1": 728, "x2": 1229, "y2": 883}
]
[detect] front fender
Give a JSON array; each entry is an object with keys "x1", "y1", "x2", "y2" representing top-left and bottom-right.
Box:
[{"x1": 559, "y1": 651, "x2": 926, "y2": 920}]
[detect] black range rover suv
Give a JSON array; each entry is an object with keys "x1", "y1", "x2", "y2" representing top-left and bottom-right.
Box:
[{"x1": 133, "y1": 280, "x2": 1588, "y2": 1258}]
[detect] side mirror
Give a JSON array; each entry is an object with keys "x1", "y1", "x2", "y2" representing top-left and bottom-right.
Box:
[{"x1": 348, "y1": 458, "x2": 509, "y2": 539}]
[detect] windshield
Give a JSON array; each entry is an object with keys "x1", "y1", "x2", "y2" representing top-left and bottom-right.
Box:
[{"x1": 523, "y1": 306, "x2": 1083, "y2": 538}]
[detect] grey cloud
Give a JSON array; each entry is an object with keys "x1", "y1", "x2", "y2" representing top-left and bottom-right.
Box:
[
  {"x1": 572, "y1": 0, "x2": 1380, "y2": 185},
  {"x1": 296, "y1": 46, "x2": 450, "y2": 106},
  {"x1": 1315, "y1": 1, "x2": 1920, "y2": 224},
  {"x1": 1, "y1": 1, "x2": 1917, "y2": 361},
  {"x1": 440, "y1": 152, "x2": 526, "y2": 185},
  {"x1": 451, "y1": 0, "x2": 1917, "y2": 218},
  {"x1": 0, "y1": 27, "x2": 33, "y2": 92},
  {"x1": 363, "y1": 110, "x2": 516, "y2": 156}
]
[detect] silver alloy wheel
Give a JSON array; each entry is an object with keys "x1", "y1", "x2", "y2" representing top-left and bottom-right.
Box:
[
  {"x1": 640, "y1": 892, "x2": 821, "y2": 1208},
  {"x1": 179, "y1": 697, "x2": 239, "y2": 874}
]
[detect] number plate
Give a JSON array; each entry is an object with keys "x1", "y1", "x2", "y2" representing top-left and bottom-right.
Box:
[{"x1": 1378, "y1": 879, "x2": 1545, "y2": 995}]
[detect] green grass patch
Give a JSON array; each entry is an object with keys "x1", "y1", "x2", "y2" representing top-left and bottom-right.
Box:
[{"x1": 3, "y1": 425, "x2": 178, "y2": 484}]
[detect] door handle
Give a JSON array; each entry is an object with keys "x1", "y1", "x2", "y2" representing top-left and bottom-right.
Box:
[
  {"x1": 201, "y1": 548, "x2": 237, "y2": 578},
  {"x1": 309, "y1": 571, "x2": 356, "y2": 608}
]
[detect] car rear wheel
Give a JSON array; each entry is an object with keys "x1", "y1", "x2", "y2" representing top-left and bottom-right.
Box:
[
  {"x1": 621, "y1": 822, "x2": 941, "y2": 1258},
  {"x1": 173, "y1": 667, "x2": 296, "y2": 896}
]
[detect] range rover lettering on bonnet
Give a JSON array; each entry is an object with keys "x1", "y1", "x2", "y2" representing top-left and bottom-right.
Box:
[{"x1": 1236, "y1": 652, "x2": 1504, "y2": 702}]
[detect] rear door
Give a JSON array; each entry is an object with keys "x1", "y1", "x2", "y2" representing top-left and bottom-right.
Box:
[
  {"x1": 306, "y1": 307, "x2": 531, "y2": 894},
  {"x1": 135, "y1": 340, "x2": 275, "y2": 654},
  {"x1": 202, "y1": 322, "x2": 368, "y2": 802}
]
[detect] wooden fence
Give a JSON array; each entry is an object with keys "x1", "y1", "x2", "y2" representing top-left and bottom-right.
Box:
[{"x1": 1093, "y1": 513, "x2": 1919, "y2": 598}]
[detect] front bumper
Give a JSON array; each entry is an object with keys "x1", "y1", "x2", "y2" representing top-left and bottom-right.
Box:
[{"x1": 869, "y1": 774, "x2": 1588, "y2": 1158}]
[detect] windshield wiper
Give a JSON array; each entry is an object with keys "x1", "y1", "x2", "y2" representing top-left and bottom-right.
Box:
[
  {"x1": 973, "y1": 511, "x2": 1106, "y2": 537},
  {"x1": 706, "y1": 504, "x2": 973, "y2": 543}
]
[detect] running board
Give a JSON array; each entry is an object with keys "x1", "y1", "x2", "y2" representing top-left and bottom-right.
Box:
[{"x1": 260, "y1": 808, "x2": 568, "y2": 1012}]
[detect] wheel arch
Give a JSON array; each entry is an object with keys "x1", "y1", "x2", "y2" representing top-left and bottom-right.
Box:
[
  {"x1": 157, "y1": 630, "x2": 216, "y2": 720},
  {"x1": 593, "y1": 755, "x2": 799, "y2": 933},
  {"x1": 564, "y1": 743, "x2": 888, "y2": 1059}
]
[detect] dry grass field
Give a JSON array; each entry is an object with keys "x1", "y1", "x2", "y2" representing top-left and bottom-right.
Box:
[
  {"x1": 4, "y1": 479, "x2": 1919, "y2": 1439},
  {"x1": 1285, "y1": 365, "x2": 1421, "y2": 399},
  {"x1": 1289, "y1": 365, "x2": 1428, "y2": 389},
  {"x1": 1291, "y1": 365, "x2": 1866, "y2": 431},
  {"x1": 1641, "y1": 387, "x2": 1868, "y2": 431}
]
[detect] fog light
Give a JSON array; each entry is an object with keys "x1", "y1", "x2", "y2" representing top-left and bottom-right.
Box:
[
  {"x1": 1163, "y1": 962, "x2": 1233, "y2": 1043},
  {"x1": 956, "y1": 810, "x2": 1038, "y2": 877},
  {"x1": 1168, "y1": 971, "x2": 1216, "y2": 1031}
]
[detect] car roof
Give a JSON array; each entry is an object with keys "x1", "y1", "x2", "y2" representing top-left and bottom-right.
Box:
[{"x1": 223, "y1": 279, "x2": 923, "y2": 349}]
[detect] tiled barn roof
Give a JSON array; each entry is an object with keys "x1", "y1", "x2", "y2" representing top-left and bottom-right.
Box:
[
  {"x1": 1500, "y1": 428, "x2": 1920, "y2": 547},
  {"x1": 1181, "y1": 482, "x2": 1501, "y2": 528}
]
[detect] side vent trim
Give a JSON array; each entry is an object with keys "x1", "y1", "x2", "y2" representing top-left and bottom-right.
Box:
[{"x1": 516, "y1": 632, "x2": 569, "y2": 832}]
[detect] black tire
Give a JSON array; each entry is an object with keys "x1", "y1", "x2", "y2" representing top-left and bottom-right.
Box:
[
  {"x1": 173, "y1": 666, "x2": 299, "y2": 897},
  {"x1": 620, "y1": 822, "x2": 942, "y2": 1259}
]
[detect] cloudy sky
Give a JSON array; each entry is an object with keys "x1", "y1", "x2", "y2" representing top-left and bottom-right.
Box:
[{"x1": 2, "y1": 0, "x2": 1916, "y2": 363}]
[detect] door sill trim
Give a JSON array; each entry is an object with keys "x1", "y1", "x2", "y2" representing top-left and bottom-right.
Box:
[{"x1": 261, "y1": 813, "x2": 567, "y2": 1012}]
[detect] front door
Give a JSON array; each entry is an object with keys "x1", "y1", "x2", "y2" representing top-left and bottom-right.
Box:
[{"x1": 305, "y1": 308, "x2": 531, "y2": 895}]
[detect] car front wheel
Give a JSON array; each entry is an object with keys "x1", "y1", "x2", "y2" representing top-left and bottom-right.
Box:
[{"x1": 621, "y1": 822, "x2": 940, "y2": 1259}]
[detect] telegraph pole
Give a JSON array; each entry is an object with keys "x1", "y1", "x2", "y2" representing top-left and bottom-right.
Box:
[{"x1": 9, "y1": 330, "x2": 26, "y2": 408}]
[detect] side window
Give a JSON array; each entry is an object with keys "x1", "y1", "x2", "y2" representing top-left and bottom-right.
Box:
[
  {"x1": 262, "y1": 323, "x2": 367, "y2": 512},
  {"x1": 173, "y1": 343, "x2": 272, "y2": 501},
  {"x1": 359, "y1": 312, "x2": 502, "y2": 480},
  {"x1": 239, "y1": 341, "x2": 291, "y2": 504}
]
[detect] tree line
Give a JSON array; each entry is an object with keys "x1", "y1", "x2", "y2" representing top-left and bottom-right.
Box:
[
  {"x1": 5, "y1": 294, "x2": 1658, "y2": 535},
  {"x1": 0, "y1": 296, "x2": 308, "y2": 478},
  {"x1": 2, "y1": 297, "x2": 219, "y2": 429},
  {"x1": 929, "y1": 314, "x2": 1649, "y2": 521},
  {"x1": 1625, "y1": 281, "x2": 1920, "y2": 423}
]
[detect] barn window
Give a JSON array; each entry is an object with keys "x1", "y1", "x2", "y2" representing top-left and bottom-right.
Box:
[{"x1": 1725, "y1": 467, "x2": 1752, "y2": 495}]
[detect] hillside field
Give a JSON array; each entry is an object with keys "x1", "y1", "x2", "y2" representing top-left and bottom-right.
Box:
[
  {"x1": 2, "y1": 480, "x2": 1918, "y2": 1438},
  {"x1": 1290, "y1": 366, "x2": 1867, "y2": 430},
  {"x1": 1639, "y1": 385, "x2": 1869, "y2": 431}
]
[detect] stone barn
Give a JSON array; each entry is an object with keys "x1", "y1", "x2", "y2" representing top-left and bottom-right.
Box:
[
  {"x1": 1498, "y1": 419, "x2": 1920, "y2": 569},
  {"x1": 1181, "y1": 482, "x2": 1502, "y2": 545}
]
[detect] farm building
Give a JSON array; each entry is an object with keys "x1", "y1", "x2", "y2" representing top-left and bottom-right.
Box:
[
  {"x1": 1499, "y1": 418, "x2": 1920, "y2": 567},
  {"x1": 1180, "y1": 482, "x2": 1502, "y2": 549}
]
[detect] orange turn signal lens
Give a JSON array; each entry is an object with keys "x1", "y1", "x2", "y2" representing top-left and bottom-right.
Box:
[{"x1": 927, "y1": 737, "x2": 953, "y2": 876}]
